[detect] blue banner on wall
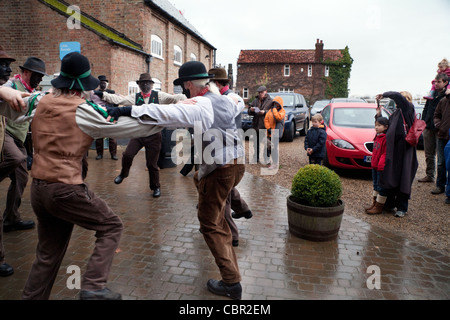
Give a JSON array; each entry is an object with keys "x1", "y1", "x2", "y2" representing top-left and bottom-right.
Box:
[{"x1": 59, "y1": 42, "x2": 81, "y2": 60}]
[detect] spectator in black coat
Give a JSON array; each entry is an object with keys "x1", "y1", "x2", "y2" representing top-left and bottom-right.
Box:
[{"x1": 375, "y1": 91, "x2": 418, "y2": 218}]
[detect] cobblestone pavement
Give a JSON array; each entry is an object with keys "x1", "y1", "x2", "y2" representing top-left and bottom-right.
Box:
[{"x1": 0, "y1": 149, "x2": 449, "y2": 301}]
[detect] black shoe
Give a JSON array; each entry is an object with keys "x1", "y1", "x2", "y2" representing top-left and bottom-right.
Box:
[
  {"x1": 445, "y1": 197, "x2": 450, "y2": 205},
  {"x1": 96, "y1": 155, "x2": 103, "y2": 160},
  {"x1": 80, "y1": 288, "x2": 122, "y2": 300},
  {"x1": 114, "y1": 175, "x2": 125, "y2": 185},
  {"x1": 0, "y1": 263, "x2": 14, "y2": 277},
  {"x1": 232, "y1": 210, "x2": 253, "y2": 220},
  {"x1": 153, "y1": 188, "x2": 161, "y2": 198},
  {"x1": 232, "y1": 239, "x2": 239, "y2": 247},
  {"x1": 111, "y1": 155, "x2": 118, "y2": 161},
  {"x1": 207, "y1": 279, "x2": 242, "y2": 300},
  {"x1": 3, "y1": 220, "x2": 35, "y2": 233}
]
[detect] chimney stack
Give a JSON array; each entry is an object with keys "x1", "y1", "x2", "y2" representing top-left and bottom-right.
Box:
[{"x1": 315, "y1": 39, "x2": 324, "y2": 63}]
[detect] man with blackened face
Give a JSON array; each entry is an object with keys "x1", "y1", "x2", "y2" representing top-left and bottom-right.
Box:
[
  {"x1": 0, "y1": 45, "x2": 18, "y2": 278},
  {"x1": 95, "y1": 73, "x2": 186, "y2": 198},
  {"x1": 1, "y1": 56, "x2": 46, "y2": 234}
]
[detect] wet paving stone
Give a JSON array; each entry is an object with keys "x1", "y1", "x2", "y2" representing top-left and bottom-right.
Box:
[{"x1": 0, "y1": 150, "x2": 449, "y2": 300}]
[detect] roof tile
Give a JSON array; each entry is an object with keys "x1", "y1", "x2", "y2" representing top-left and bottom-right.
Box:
[{"x1": 238, "y1": 49, "x2": 343, "y2": 64}]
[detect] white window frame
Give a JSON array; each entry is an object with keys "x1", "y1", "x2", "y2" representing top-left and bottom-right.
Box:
[
  {"x1": 151, "y1": 35, "x2": 163, "y2": 60},
  {"x1": 174, "y1": 45, "x2": 183, "y2": 66},
  {"x1": 308, "y1": 64, "x2": 313, "y2": 77},
  {"x1": 243, "y1": 88, "x2": 249, "y2": 99},
  {"x1": 152, "y1": 78, "x2": 162, "y2": 91},
  {"x1": 279, "y1": 88, "x2": 294, "y2": 93},
  {"x1": 128, "y1": 81, "x2": 139, "y2": 96},
  {"x1": 190, "y1": 53, "x2": 197, "y2": 61},
  {"x1": 284, "y1": 64, "x2": 290, "y2": 77},
  {"x1": 325, "y1": 65, "x2": 330, "y2": 77}
]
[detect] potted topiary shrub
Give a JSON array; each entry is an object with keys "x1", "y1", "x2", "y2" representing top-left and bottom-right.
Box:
[{"x1": 287, "y1": 164, "x2": 345, "y2": 241}]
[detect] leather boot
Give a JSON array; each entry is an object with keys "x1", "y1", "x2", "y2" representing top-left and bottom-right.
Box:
[
  {"x1": 364, "y1": 197, "x2": 377, "y2": 213},
  {"x1": 366, "y1": 202, "x2": 384, "y2": 215}
]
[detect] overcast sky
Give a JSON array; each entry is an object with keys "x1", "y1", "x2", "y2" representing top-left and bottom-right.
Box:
[{"x1": 168, "y1": 0, "x2": 450, "y2": 98}]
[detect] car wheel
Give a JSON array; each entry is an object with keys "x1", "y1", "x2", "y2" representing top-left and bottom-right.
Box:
[
  {"x1": 284, "y1": 122, "x2": 295, "y2": 142},
  {"x1": 300, "y1": 118, "x2": 309, "y2": 136}
]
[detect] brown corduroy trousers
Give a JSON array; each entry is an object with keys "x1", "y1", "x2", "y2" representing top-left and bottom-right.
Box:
[
  {"x1": 194, "y1": 164, "x2": 245, "y2": 284},
  {"x1": 22, "y1": 180, "x2": 123, "y2": 300}
]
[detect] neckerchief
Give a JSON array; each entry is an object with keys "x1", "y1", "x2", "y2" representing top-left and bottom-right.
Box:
[
  {"x1": 14, "y1": 74, "x2": 34, "y2": 93},
  {"x1": 196, "y1": 87, "x2": 209, "y2": 97},
  {"x1": 219, "y1": 85, "x2": 230, "y2": 95},
  {"x1": 142, "y1": 92, "x2": 151, "y2": 99}
]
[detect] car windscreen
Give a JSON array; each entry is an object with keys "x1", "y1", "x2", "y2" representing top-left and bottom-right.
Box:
[
  {"x1": 312, "y1": 101, "x2": 329, "y2": 109},
  {"x1": 268, "y1": 94, "x2": 295, "y2": 107},
  {"x1": 333, "y1": 108, "x2": 390, "y2": 128}
]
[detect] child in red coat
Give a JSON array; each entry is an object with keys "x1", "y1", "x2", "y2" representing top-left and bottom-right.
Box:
[{"x1": 366, "y1": 117, "x2": 389, "y2": 215}]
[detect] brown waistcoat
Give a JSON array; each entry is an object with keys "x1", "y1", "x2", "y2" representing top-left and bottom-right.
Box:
[{"x1": 31, "y1": 94, "x2": 93, "y2": 184}]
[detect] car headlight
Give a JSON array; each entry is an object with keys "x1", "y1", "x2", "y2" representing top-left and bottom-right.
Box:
[{"x1": 332, "y1": 139, "x2": 355, "y2": 150}]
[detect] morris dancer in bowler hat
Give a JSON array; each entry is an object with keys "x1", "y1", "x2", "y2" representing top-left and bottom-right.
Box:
[
  {"x1": 0, "y1": 52, "x2": 165, "y2": 300},
  {"x1": 0, "y1": 45, "x2": 21, "y2": 278},
  {"x1": 107, "y1": 61, "x2": 245, "y2": 300},
  {"x1": 91, "y1": 75, "x2": 119, "y2": 161},
  {"x1": 1, "y1": 56, "x2": 47, "y2": 234},
  {"x1": 95, "y1": 73, "x2": 186, "y2": 198},
  {"x1": 208, "y1": 67, "x2": 253, "y2": 248}
]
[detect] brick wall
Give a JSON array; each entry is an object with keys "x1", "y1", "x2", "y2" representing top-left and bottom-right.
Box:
[
  {"x1": 0, "y1": 0, "x2": 214, "y2": 95},
  {"x1": 236, "y1": 62, "x2": 328, "y2": 104}
]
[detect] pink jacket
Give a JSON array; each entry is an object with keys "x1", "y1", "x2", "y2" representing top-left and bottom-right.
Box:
[{"x1": 372, "y1": 133, "x2": 387, "y2": 172}]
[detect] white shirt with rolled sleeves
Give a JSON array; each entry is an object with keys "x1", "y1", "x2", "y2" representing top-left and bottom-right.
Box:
[
  {"x1": 101, "y1": 91, "x2": 186, "y2": 106},
  {"x1": 131, "y1": 96, "x2": 215, "y2": 133},
  {"x1": 0, "y1": 93, "x2": 163, "y2": 140},
  {"x1": 130, "y1": 93, "x2": 244, "y2": 180}
]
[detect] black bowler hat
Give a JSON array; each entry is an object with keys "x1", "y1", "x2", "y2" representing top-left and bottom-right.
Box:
[
  {"x1": 51, "y1": 52, "x2": 100, "y2": 91},
  {"x1": 173, "y1": 61, "x2": 214, "y2": 86},
  {"x1": 98, "y1": 75, "x2": 108, "y2": 82},
  {"x1": 20, "y1": 57, "x2": 47, "y2": 75}
]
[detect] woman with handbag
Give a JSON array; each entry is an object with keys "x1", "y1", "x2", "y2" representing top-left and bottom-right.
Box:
[
  {"x1": 375, "y1": 91, "x2": 419, "y2": 218},
  {"x1": 264, "y1": 96, "x2": 285, "y2": 170}
]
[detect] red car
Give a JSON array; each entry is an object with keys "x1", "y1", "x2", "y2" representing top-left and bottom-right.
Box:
[{"x1": 320, "y1": 103, "x2": 391, "y2": 170}]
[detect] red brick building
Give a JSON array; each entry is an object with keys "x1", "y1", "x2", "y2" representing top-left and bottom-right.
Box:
[
  {"x1": 0, "y1": 0, "x2": 216, "y2": 95},
  {"x1": 236, "y1": 39, "x2": 349, "y2": 104}
]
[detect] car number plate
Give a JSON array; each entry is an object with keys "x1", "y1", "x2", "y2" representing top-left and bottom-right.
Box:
[{"x1": 364, "y1": 156, "x2": 372, "y2": 163}]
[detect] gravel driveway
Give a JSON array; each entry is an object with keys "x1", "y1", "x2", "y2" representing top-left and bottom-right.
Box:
[{"x1": 244, "y1": 135, "x2": 449, "y2": 256}]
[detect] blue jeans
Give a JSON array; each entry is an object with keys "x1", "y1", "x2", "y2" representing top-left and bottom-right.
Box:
[
  {"x1": 384, "y1": 188, "x2": 410, "y2": 212},
  {"x1": 437, "y1": 138, "x2": 449, "y2": 189},
  {"x1": 372, "y1": 169, "x2": 387, "y2": 196},
  {"x1": 445, "y1": 139, "x2": 450, "y2": 197}
]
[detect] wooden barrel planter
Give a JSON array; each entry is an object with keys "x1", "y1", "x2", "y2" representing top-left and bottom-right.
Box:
[{"x1": 287, "y1": 195, "x2": 345, "y2": 242}]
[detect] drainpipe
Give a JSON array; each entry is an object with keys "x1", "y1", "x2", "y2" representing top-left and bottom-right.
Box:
[{"x1": 145, "y1": 55, "x2": 153, "y2": 73}]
